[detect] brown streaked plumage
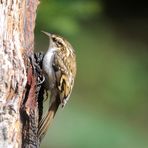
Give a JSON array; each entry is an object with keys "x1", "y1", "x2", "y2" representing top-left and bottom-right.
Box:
[{"x1": 38, "y1": 31, "x2": 76, "y2": 141}]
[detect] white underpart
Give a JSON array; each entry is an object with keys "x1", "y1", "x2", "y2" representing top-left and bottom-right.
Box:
[{"x1": 42, "y1": 47, "x2": 56, "y2": 88}]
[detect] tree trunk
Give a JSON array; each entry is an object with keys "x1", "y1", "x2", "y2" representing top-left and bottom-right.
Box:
[{"x1": 0, "y1": 0, "x2": 39, "y2": 147}]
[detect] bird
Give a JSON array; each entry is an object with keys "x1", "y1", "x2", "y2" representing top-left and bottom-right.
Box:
[{"x1": 38, "y1": 31, "x2": 76, "y2": 141}]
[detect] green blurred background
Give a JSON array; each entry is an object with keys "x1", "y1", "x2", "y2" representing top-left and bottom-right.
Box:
[{"x1": 35, "y1": 0, "x2": 148, "y2": 147}]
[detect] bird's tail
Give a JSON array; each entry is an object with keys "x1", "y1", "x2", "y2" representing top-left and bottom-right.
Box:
[{"x1": 38, "y1": 97, "x2": 60, "y2": 141}]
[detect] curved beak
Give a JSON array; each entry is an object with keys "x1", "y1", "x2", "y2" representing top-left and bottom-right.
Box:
[
  {"x1": 41, "y1": 31, "x2": 54, "y2": 47},
  {"x1": 41, "y1": 31, "x2": 51, "y2": 37}
]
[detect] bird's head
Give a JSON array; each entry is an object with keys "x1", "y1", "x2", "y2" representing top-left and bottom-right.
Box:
[{"x1": 42, "y1": 31, "x2": 74, "y2": 55}]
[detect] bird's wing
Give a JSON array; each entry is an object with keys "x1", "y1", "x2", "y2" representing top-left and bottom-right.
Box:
[{"x1": 52, "y1": 53, "x2": 72, "y2": 106}]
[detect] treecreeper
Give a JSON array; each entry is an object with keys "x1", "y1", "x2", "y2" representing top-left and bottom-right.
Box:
[{"x1": 38, "y1": 31, "x2": 77, "y2": 142}]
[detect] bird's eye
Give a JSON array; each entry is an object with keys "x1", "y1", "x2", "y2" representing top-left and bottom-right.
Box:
[
  {"x1": 52, "y1": 37, "x2": 63, "y2": 47},
  {"x1": 56, "y1": 41, "x2": 63, "y2": 47},
  {"x1": 52, "y1": 37, "x2": 57, "y2": 42}
]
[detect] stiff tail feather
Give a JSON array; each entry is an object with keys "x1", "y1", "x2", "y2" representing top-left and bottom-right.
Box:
[{"x1": 38, "y1": 98, "x2": 60, "y2": 141}]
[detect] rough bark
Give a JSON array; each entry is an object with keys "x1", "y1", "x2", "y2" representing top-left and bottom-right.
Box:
[{"x1": 0, "y1": 0, "x2": 39, "y2": 147}]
